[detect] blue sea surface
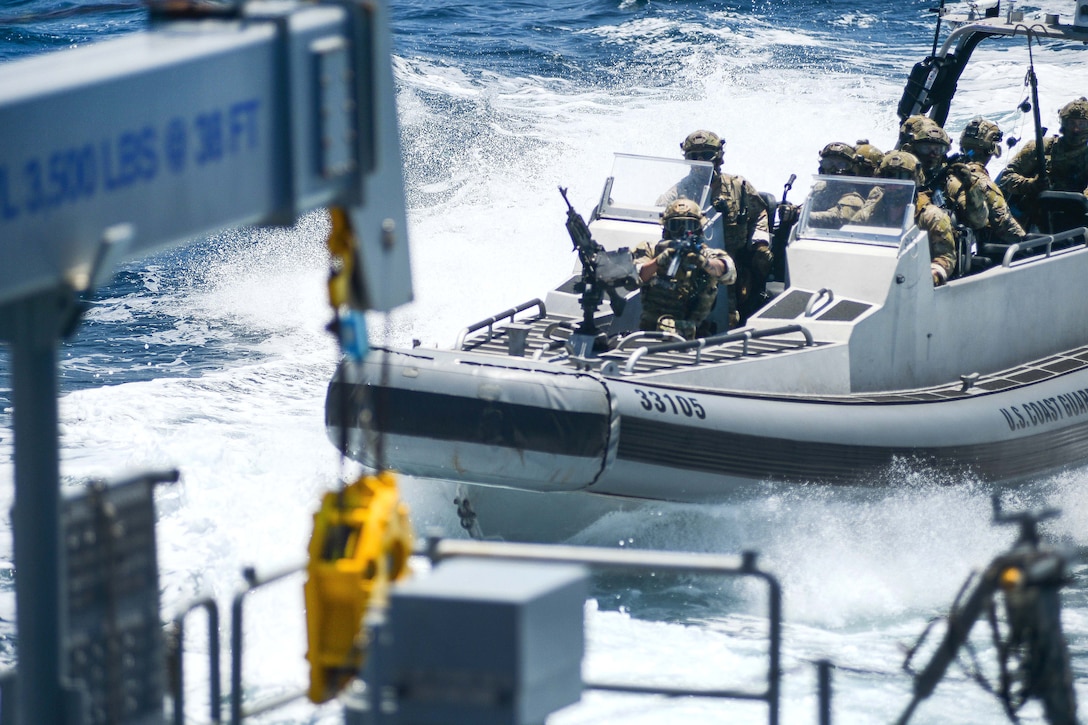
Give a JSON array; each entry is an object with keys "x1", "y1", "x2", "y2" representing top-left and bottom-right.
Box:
[{"x1": 2, "y1": 1, "x2": 1088, "y2": 723}]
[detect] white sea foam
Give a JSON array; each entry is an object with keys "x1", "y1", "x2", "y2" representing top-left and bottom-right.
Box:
[{"x1": 3, "y1": 2, "x2": 1088, "y2": 721}]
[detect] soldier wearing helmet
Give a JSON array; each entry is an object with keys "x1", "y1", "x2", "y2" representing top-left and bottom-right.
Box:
[
  {"x1": 953, "y1": 118, "x2": 1026, "y2": 246},
  {"x1": 680, "y1": 129, "x2": 725, "y2": 165},
  {"x1": 778, "y1": 142, "x2": 867, "y2": 230},
  {"x1": 999, "y1": 97, "x2": 1088, "y2": 229},
  {"x1": 853, "y1": 151, "x2": 958, "y2": 286},
  {"x1": 660, "y1": 129, "x2": 771, "y2": 327},
  {"x1": 807, "y1": 142, "x2": 867, "y2": 228},
  {"x1": 903, "y1": 122, "x2": 995, "y2": 251},
  {"x1": 903, "y1": 124, "x2": 952, "y2": 179},
  {"x1": 853, "y1": 139, "x2": 885, "y2": 178},
  {"x1": 659, "y1": 130, "x2": 726, "y2": 206},
  {"x1": 632, "y1": 198, "x2": 735, "y2": 340},
  {"x1": 897, "y1": 115, "x2": 939, "y2": 150},
  {"x1": 959, "y1": 118, "x2": 1004, "y2": 167}
]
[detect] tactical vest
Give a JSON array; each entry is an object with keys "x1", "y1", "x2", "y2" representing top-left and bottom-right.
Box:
[
  {"x1": 714, "y1": 174, "x2": 749, "y2": 227},
  {"x1": 1046, "y1": 137, "x2": 1088, "y2": 192},
  {"x1": 641, "y1": 265, "x2": 717, "y2": 326},
  {"x1": 941, "y1": 163, "x2": 989, "y2": 229}
]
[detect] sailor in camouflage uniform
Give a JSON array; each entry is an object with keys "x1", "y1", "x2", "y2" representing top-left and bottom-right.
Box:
[
  {"x1": 633, "y1": 198, "x2": 735, "y2": 340},
  {"x1": 853, "y1": 151, "x2": 958, "y2": 285},
  {"x1": 666, "y1": 130, "x2": 771, "y2": 326},
  {"x1": 853, "y1": 139, "x2": 884, "y2": 177},
  {"x1": 999, "y1": 97, "x2": 1088, "y2": 229},
  {"x1": 777, "y1": 142, "x2": 868, "y2": 230},
  {"x1": 903, "y1": 124, "x2": 990, "y2": 228},
  {"x1": 897, "y1": 115, "x2": 934, "y2": 150},
  {"x1": 955, "y1": 117, "x2": 1026, "y2": 244},
  {"x1": 806, "y1": 142, "x2": 868, "y2": 228}
]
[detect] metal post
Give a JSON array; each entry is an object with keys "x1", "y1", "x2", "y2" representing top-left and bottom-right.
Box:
[
  {"x1": 818, "y1": 659, "x2": 833, "y2": 725},
  {"x1": 2, "y1": 287, "x2": 78, "y2": 725}
]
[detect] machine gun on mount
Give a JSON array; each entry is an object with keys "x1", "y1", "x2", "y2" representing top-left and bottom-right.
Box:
[
  {"x1": 896, "y1": 495, "x2": 1077, "y2": 725},
  {"x1": 559, "y1": 186, "x2": 637, "y2": 357}
]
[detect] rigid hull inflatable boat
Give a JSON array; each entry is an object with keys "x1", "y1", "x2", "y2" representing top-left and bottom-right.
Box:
[
  {"x1": 327, "y1": 169, "x2": 1088, "y2": 502},
  {"x1": 326, "y1": 9, "x2": 1088, "y2": 522}
]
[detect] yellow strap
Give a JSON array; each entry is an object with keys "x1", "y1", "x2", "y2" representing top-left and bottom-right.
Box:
[{"x1": 326, "y1": 206, "x2": 355, "y2": 310}]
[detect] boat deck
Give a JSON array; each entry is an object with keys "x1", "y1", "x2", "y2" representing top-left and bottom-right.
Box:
[
  {"x1": 454, "y1": 300, "x2": 1088, "y2": 404},
  {"x1": 456, "y1": 304, "x2": 823, "y2": 375}
]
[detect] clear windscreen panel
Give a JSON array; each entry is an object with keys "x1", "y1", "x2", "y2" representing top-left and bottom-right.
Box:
[
  {"x1": 597, "y1": 153, "x2": 714, "y2": 222},
  {"x1": 798, "y1": 176, "x2": 917, "y2": 246}
]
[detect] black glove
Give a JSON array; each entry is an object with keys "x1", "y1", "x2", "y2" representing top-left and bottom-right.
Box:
[{"x1": 777, "y1": 203, "x2": 799, "y2": 226}]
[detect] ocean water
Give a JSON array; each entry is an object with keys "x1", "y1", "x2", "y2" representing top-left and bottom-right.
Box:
[{"x1": 1, "y1": 0, "x2": 1088, "y2": 723}]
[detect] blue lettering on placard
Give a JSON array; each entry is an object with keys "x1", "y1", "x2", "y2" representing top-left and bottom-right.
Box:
[
  {"x1": 102, "y1": 126, "x2": 157, "y2": 192},
  {"x1": 2, "y1": 97, "x2": 262, "y2": 222},
  {"x1": 228, "y1": 99, "x2": 260, "y2": 153},
  {"x1": 194, "y1": 110, "x2": 224, "y2": 165},
  {"x1": 165, "y1": 117, "x2": 187, "y2": 174},
  {"x1": 23, "y1": 158, "x2": 44, "y2": 213}
]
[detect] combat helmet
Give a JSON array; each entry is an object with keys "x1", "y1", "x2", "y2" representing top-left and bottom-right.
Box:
[
  {"x1": 909, "y1": 124, "x2": 951, "y2": 148},
  {"x1": 818, "y1": 142, "x2": 858, "y2": 175},
  {"x1": 681, "y1": 130, "x2": 725, "y2": 164},
  {"x1": 878, "y1": 150, "x2": 925, "y2": 186},
  {"x1": 854, "y1": 139, "x2": 884, "y2": 177},
  {"x1": 960, "y1": 117, "x2": 1003, "y2": 158},
  {"x1": 1059, "y1": 97, "x2": 1088, "y2": 141},
  {"x1": 1059, "y1": 97, "x2": 1088, "y2": 124},
  {"x1": 661, "y1": 198, "x2": 707, "y2": 238},
  {"x1": 906, "y1": 124, "x2": 950, "y2": 171},
  {"x1": 897, "y1": 114, "x2": 938, "y2": 149}
]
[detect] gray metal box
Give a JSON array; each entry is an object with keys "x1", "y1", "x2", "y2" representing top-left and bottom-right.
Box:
[{"x1": 386, "y1": 559, "x2": 587, "y2": 725}]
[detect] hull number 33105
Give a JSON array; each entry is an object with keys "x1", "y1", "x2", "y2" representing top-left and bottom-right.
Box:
[{"x1": 633, "y1": 388, "x2": 706, "y2": 419}]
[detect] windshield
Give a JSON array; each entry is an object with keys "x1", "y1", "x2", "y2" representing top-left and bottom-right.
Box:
[
  {"x1": 798, "y1": 176, "x2": 917, "y2": 246},
  {"x1": 596, "y1": 153, "x2": 714, "y2": 222}
]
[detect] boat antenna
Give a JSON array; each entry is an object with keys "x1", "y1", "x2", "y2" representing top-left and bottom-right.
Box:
[
  {"x1": 930, "y1": 0, "x2": 947, "y2": 57},
  {"x1": 1023, "y1": 26, "x2": 1049, "y2": 190}
]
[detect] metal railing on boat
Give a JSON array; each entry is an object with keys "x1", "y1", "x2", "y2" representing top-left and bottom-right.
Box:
[
  {"x1": 621, "y1": 324, "x2": 815, "y2": 374},
  {"x1": 999, "y1": 227, "x2": 1088, "y2": 267},
  {"x1": 455, "y1": 298, "x2": 547, "y2": 350}
]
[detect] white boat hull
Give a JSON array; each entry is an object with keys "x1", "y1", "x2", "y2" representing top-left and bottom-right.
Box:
[{"x1": 327, "y1": 342, "x2": 1088, "y2": 503}]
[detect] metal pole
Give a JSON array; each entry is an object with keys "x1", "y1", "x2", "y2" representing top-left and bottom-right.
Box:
[
  {"x1": 3, "y1": 287, "x2": 76, "y2": 725},
  {"x1": 818, "y1": 659, "x2": 833, "y2": 725}
]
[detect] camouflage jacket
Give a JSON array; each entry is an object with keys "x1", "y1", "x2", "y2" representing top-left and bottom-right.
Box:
[
  {"x1": 632, "y1": 238, "x2": 734, "y2": 331},
  {"x1": 964, "y1": 161, "x2": 1026, "y2": 243},
  {"x1": 718, "y1": 173, "x2": 770, "y2": 245},
  {"x1": 853, "y1": 187, "x2": 957, "y2": 280},
  {"x1": 806, "y1": 180, "x2": 865, "y2": 229},
  {"x1": 1000, "y1": 136, "x2": 1088, "y2": 197},
  {"x1": 929, "y1": 162, "x2": 990, "y2": 230}
]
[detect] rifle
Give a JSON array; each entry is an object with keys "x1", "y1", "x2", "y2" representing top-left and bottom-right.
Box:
[
  {"x1": 769, "y1": 174, "x2": 797, "y2": 284},
  {"x1": 663, "y1": 231, "x2": 704, "y2": 277},
  {"x1": 558, "y1": 186, "x2": 636, "y2": 346}
]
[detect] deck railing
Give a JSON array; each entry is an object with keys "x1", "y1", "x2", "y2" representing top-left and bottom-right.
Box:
[
  {"x1": 426, "y1": 537, "x2": 788, "y2": 725},
  {"x1": 455, "y1": 298, "x2": 547, "y2": 350}
]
